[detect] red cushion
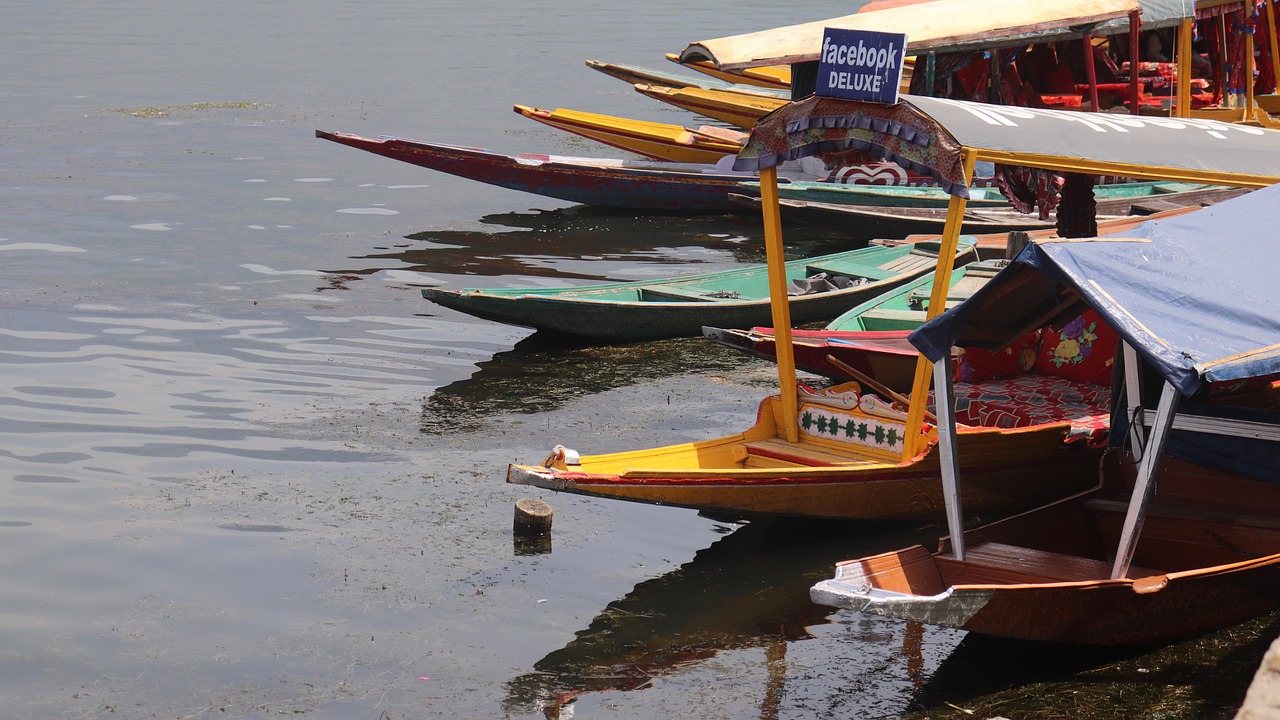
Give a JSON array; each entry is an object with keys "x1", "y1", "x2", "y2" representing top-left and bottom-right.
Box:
[
  {"x1": 1034, "y1": 309, "x2": 1118, "y2": 386},
  {"x1": 953, "y1": 330, "x2": 1041, "y2": 383}
]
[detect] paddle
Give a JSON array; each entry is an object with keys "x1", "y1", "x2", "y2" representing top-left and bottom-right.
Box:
[{"x1": 825, "y1": 353, "x2": 937, "y2": 424}]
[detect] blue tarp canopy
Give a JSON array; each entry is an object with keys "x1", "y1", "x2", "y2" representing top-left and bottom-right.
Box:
[{"x1": 908, "y1": 182, "x2": 1280, "y2": 398}]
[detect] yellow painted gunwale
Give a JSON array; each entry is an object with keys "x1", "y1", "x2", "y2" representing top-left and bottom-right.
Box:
[{"x1": 513, "y1": 104, "x2": 741, "y2": 163}]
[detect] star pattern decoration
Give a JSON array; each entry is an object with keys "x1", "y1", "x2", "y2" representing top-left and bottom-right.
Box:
[{"x1": 798, "y1": 407, "x2": 903, "y2": 450}]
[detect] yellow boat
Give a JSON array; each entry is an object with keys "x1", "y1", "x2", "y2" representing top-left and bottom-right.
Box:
[
  {"x1": 665, "y1": 52, "x2": 791, "y2": 89},
  {"x1": 632, "y1": 84, "x2": 786, "y2": 130},
  {"x1": 508, "y1": 90, "x2": 1280, "y2": 522},
  {"x1": 513, "y1": 104, "x2": 744, "y2": 164}
]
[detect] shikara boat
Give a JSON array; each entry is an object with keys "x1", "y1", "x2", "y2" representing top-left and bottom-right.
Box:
[
  {"x1": 508, "y1": 92, "x2": 1280, "y2": 522},
  {"x1": 729, "y1": 182, "x2": 1245, "y2": 238},
  {"x1": 633, "y1": 84, "x2": 786, "y2": 129},
  {"x1": 666, "y1": 53, "x2": 791, "y2": 90},
  {"x1": 314, "y1": 131, "x2": 826, "y2": 212},
  {"x1": 585, "y1": 59, "x2": 789, "y2": 97},
  {"x1": 422, "y1": 240, "x2": 976, "y2": 342},
  {"x1": 740, "y1": 181, "x2": 1011, "y2": 208},
  {"x1": 812, "y1": 186, "x2": 1280, "y2": 644},
  {"x1": 727, "y1": 193, "x2": 1067, "y2": 240},
  {"x1": 702, "y1": 260, "x2": 1006, "y2": 390},
  {"x1": 703, "y1": 325, "x2": 922, "y2": 394},
  {"x1": 513, "y1": 104, "x2": 744, "y2": 164},
  {"x1": 739, "y1": 179, "x2": 1228, "y2": 210}
]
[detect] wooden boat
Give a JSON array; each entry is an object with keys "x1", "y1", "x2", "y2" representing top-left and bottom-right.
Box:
[
  {"x1": 508, "y1": 92, "x2": 1280, "y2": 522},
  {"x1": 676, "y1": 0, "x2": 1139, "y2": 83},
  {"x1": 740, "y1": 180, "x2": 1011, "y2": 208},
  {"x1": 812, "y1": 187, "x2": 1280, "y2": 644},
  {"x1": 422, "y1": 240, "x2": 977, "y2": 342},
  {"x1": 727, "y1": 193, "x2": 1067, "y2": 239},
  {"x1": 703, "y1": 325, "x2": 922, "y2": 394},
  {"x1": 702, "y1": 260, "x2": 1006, "y2": 391},
  {"x1": 729, "y1": 182, "x2": 1247, "y2": 238},
  {"x1": 632, "y1": 84, "x2": 786, "y2": 129},
  {"x1": 666, "y1": 53, "x2": 791, "y2": 90},
  {"x1": 513, "y1": 104, "x2": 744, "y2": 164},
  {"x1": 585, "y1": 58, "x2": 788, "y2": 97},
  {"x1": 739, "y1": 179, "x2": 1228, "y2": 210},
  {"x1": 313, "y1": 131, "x2": 827, "y2": 212}
]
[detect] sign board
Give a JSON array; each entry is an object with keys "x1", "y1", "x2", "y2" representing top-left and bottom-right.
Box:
[{"x1": 816, "y1": 28, "x2": 908, "y2": 103}]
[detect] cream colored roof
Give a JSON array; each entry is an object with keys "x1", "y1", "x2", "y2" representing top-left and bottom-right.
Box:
[{"x1": 679, "y1": 0, "x2": 1142, "y2": 70}]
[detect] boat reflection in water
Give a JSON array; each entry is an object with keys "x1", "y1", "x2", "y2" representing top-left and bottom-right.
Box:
[
  {"x1": 502, "y1": 519, "x2": 939, "y2": 718},
  {"x1": 420, "y1": 333, "x2": 759, "y2": 434}
]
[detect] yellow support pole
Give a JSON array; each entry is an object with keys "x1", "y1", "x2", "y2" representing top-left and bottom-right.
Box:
[
  {"x1": 1177, "y1": 19, "x2": 1193, "y2": 118},
  {"x1": 902, "y1": 149, "x2": 976, "y2": 459},
  {"x1": 1247, "y1": 29, "x2": 1256, "y2": 118},
  {"x1": 759, "y1": 164, "x2": 799, "y2": 443},
  {"x1": 1268, "y1": 0, "x2": 1280, "y2": 90}
]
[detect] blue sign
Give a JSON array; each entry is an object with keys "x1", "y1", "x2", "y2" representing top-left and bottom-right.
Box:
[{"x1": 817, "y1": 28, "x2": 908, "y2": 103}]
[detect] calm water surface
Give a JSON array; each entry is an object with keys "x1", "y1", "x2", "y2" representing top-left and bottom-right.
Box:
[{"x1": 1, "y1": 2, "x2": 1272, "y2": 718}]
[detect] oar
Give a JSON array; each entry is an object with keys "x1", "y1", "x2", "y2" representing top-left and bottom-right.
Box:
[{"x1": 825, "y1": 354, "x2": 937, "y2": 424}]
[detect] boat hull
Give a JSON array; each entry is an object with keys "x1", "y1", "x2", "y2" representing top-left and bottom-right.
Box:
[
  {"x1": 703, "y1": 326, "x2": 920, "y2": 392},
  {"x1": 316, "y1": 131, "x2": 762, "y2": 212},
  {"x1": 509, "y1": 393, "x2": 1100, "y2": 522},
  {"x1": 423, "y1": 241, "x2": 974, "y2": 341},
  {"x1": 812, "y1": 454, "x2": 1280, "y2": 644}
]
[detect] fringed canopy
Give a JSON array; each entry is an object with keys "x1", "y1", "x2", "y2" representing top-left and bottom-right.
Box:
[{"x1": 733, "y1": 96, "x2": 970, "y2": 197}]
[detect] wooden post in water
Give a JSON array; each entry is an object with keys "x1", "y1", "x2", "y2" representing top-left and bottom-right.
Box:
[{"x1": 514, "y1": 498, "x2": 553, "y2": 536}]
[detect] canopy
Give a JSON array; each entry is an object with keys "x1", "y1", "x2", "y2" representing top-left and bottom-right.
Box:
[
  {"x1": 907, "y1": 182, "x2": 1280, "y2": 397},
  {"x1": 679, "y1": 0, "x2": 1142, "y2": 70},
  {"x1": 734, "y1": 94, "x2": 1280, "y2": 197}
]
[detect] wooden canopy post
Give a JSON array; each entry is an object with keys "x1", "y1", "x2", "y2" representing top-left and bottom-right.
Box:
[
  {"x1": 1177, "y1": 18, "x2": 1194, "y2": 117},
  {"x1": 926, "y1": 52, "x2": 937, "y2": 96},
  {"x1": 759, "y1": 164, "x2": 799, "y2": 443},
  {"x1": 902, "y1": 149, "x2": 977, "y2": 459},
  {"x1": 1110, "y1": 380, "x2": 1181, "y2": 579},
  {"x1": 1129, "y1": 10, "x2": 1142, "y2": 114},
  {"x1": 1084, "y1": 34, "x2": 1101, "y2": 111},
  {"x1": 1268, "y1": 0, "x2": 1280, "y2": 89},
  {"x1": 1247, "y1": 28, "x2": 1257, "y2": 117}
]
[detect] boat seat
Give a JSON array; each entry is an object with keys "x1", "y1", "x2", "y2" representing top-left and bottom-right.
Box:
[
  {"x1": 741, "y1": 439, "x2": 884, "y2": 467},
  {"x1": 638, "y1": 285, "x2": 733, "y2": 302},
  {"x1": 804, "y1": 263, "x2": 898, "y2": 281},
  {"x1": 949, "y1": 541, "x2": 1162, "y2": 584},
  {"x1": 1083, "y1": 498, "x2": 1280, "y2": 531},
  {"x1": 859, "y1": 308, "x2": 928, "y2": 324}
]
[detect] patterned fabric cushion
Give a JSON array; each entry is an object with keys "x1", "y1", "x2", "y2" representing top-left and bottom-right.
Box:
[
  {"x1": 1034, "y1": 309, "x2": 1118, "y2": 387},
  {"x1": 953, "y1": 330, "x2": 1041, "y2": 384},
  {"x1": 944, "y1": 373, "x2": 1111, "y2": 446}
]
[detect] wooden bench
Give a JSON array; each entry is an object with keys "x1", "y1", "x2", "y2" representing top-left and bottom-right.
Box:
[
  {"x1": 741, "y1": 439, "x2": 885, "y2": 468},
  {"x1": 939, "y1": 541, "x2": 1162, "y2": 585},
  {"x1": 802, "y1": 263, "x2": 897, "y2": 281},
  {"x1": 638, "y1": 285, "x2": 729, "y2": 302}
]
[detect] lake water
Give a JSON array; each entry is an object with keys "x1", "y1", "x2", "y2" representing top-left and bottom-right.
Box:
[{"x1": 2, "y1": 2, "x2": 1274, "y2": 718}]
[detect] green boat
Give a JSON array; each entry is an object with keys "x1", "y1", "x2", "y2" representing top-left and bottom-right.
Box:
[
  {"x1": 734, "y1": 179, "x2": 1232, "y2": 210},
  {"x1": 421, "y1": 238, "x2": 977, "y2": 342},
  {"x1": 825, "y1": 258, "x2": 1005, "y2": 331}
]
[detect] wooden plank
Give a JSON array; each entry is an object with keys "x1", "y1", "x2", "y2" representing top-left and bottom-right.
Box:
[
  {"x1": 743, "y1": 438, "x2": 884, "y2": 466},
  {"x1": 1085, "y1": 498, "x2": 1280, "y2": 531},
  {"x1": 957, "y1": 541, "x2": 1162, "y2": 582}
]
